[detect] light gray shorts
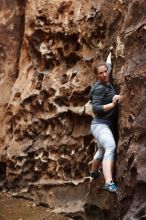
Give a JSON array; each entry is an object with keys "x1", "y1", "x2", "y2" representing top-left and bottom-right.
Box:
[{"x1": 91, "y1": 124, "x2": 116, "y2": 160}]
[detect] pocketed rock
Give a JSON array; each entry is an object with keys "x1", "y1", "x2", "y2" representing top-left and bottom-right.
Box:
[{"x1": 0, "y1": 0, "x2": 146, "y2": 219}]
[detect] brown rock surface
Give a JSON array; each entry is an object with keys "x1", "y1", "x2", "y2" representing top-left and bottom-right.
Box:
[
  {"x1": 0, "y1": 0, "x2": 146, "y2": 219},
  {"x1": 0, "y1": 192, "x2": 72, "y2": 220},
  {"x1": 0, "y1": 0, "x2": 25, "y2": 135},
  {"x1": 113, "y1": 1, "x2": 146, "y2": 219}
]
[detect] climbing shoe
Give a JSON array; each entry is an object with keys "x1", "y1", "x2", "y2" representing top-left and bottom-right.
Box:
[
  {"x1": 89, "y1": 168, "x2": 102, "y2": 179},
  {"x1": 103, "y1": 182, "x2": 117, "y2": 192}
]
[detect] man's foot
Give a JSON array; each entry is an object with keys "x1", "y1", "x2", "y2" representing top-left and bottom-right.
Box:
[
  {"x1": 89, "y1": 168, "x2": 102, "y2": 179},
  {"x1": 103, "y1": 182, "x2": 117, "y2": 192}
]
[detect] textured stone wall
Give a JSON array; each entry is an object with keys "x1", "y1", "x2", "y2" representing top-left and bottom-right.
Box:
[
  {"x1": 0, "y1": 0, "x2": 25, "y2": 137},
  {"x1": 0, "y1": 0, "x2": 146, "y2": 219},
  {"x1": 113, "y1": 1, "x2": 146, "y2": 219}
]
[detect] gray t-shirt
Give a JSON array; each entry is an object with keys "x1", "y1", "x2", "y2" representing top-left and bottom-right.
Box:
[{"x1": 89, "y1": 81, "x2": 116, "y2": 126}]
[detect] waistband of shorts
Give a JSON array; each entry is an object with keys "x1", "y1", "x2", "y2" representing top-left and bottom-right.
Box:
[{"x1": 91, "y1": 118, "x2": 112, "y2": 126}]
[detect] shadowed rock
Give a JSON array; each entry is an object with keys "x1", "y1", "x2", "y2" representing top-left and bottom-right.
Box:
[{"x1": 0, "y1": 0, "x2": 146, "y2": 219}]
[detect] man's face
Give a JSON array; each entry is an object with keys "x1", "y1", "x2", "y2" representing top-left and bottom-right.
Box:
[{"x1": 97, "y1": 65, "x2": 109, "y2": 83}]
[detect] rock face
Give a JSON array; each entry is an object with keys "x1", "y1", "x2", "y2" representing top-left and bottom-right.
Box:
[
  {"x1": 0, "y1": 0, "x2": 146, "y2": 219},
  {"x1": 0, "y1": 0, "x2": 25, "y2": 137},
  {"x1": 113, "y1": 1, "x2": 146, "y2": 219}
]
